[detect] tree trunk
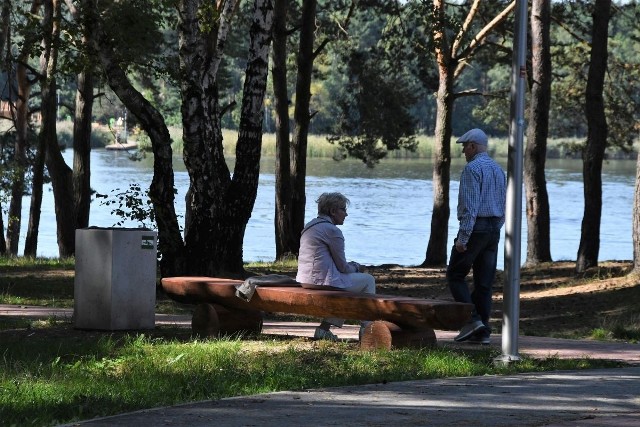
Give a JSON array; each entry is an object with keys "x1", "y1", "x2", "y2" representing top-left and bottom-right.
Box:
[
  {"x1": 524, "y1": 0, "x2": 552, "y2": 266},
  {"x1": 422, "y1": 0, "x2": 453, "y2": 267},
  {"x1": 23, "y1": 120, "x2": 46, "y2": 257},
  {"x1": 87, "y1": 0, "x2": 184, "y2": 276},
  {"x1": 0, "y1": 0, "x2": 8, "y2": 256},
  {"x1": 420, "y1": 0, "x2": 515, "y2": 266},
  {"x1": 42, "y1": 0, "x2": 77, "y2": 257},
  {"x1": 272, "y1": 0, "x2": 296, "y2": 260},
  {"x1": 12, "y1": 0, "x2": 95, "y2": 257},
  {"x1": 633, "y1": 152, "x2": 640, "y2": 273},
  {"x1": 0, "y1": 202, "x2": 5, "y2": 256},
  {"x1": 72, "y1": 70, "x2": 94, "y2": 230},
  {"x1": 290, "y1": 0, "x2": 316, "y2": 256},
  {"x1": 5, "y1": 79, "x2": 27, "y2": 255},
  {"x1": 576, "y1": 0, "x2": 611, "y2": 273},
  {"x1": 422, "y1": 73, "x2": 453, "y2": 267},
  {"x1": 181, "y1": 0, "x2": 273, "y2": 278},
  {"x1": 5, "y1": 1, "x2": 40, "y2": 255},
  {"x1": 229, "y1": 0, "x2": 275, "y2": 270},
  {"x1": 180, "y1": 0, "x2": 236, "y2": 277},
  {"x1": 0, "y1": 0, "x2": 9, "y2": 57}
]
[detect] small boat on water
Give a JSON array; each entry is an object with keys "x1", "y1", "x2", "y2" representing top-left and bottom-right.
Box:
[{"x1": 105, "y1": 140, "x2": 138, "y2": 151}]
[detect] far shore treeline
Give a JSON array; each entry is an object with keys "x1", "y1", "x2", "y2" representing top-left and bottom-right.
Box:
[{"x1": 60, "y1": 122, "x2": 640, "y2": 161}]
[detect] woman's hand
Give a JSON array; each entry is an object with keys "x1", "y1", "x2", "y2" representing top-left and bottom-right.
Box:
[
  {"x1": 349, "y1": 261, "x2": 366, "y2": 273},
  {"x1": 348, "y1": 261, "x2": 364, "y2": 273}
]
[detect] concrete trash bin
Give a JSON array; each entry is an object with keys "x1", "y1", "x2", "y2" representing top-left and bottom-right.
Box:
[{"x1": 74, "y1": 227, "x2": 157, "y2": 330}]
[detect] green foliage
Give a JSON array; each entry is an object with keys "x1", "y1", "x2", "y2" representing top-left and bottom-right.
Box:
[
  {"x1": 328, "y1": 50, "x2": 419, "y2": 167},
  {"x1": 95, "y1": 184, "x2": 156, "y2": 229},
  {"x1": 197, "y1": 1, "x2": 222, "y2": 34},
  {"x1": 100, "y1": 1, "x2": 170, "y2": 69},
  {"x1": 548, "y1": 1, "x2": 639, "y2": 146},
  {"x1": 327, "y1": 9, "x2": 420, "y2": 167}
]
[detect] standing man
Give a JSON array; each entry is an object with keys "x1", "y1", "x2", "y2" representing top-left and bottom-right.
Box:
[{"x1": 448, "y1": 128, "x2": 506, "y2": 344}]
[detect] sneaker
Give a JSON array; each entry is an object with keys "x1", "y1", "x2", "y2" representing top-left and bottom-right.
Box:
[
  {"x1": 314, "y1": 327, "x2": 338, "y2": 341},
  {"x1": 467, "y1": 332, "x2": 491, "y2": 345},
  {"x1": 454, "y1": 320, "x2": 486, "y2": 342}
]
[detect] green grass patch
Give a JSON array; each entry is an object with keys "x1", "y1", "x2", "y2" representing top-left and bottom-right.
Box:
[
  {"x1": 0, "y1": 328, "x2": 625, "y2": 427},
  {"x1": 0, "y1": 257, "x2": 633, "y2": 426},
  {"x1": 598, "y1": 314, "x2": 640, "y2": 343},
  {"x1": 0, "y1": 256, "x2": 75, "y2": 269},
  {"x1": 0, "y1": 258, "x2": 75, "y2": 307}
]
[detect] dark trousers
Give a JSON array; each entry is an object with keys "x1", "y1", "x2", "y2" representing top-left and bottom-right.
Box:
[{"x1": 447, "y1": 217, "x2": 502, "y2": 333}]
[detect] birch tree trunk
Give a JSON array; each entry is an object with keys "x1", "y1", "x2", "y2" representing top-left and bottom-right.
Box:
[{"x1": 181, "y1": 0, "x2": 274, "y2": 277}]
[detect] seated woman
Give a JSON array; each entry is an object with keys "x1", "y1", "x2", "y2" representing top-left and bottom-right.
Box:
[{"x1": 296, "y1": 192, "x2": 376, "y2": 341}]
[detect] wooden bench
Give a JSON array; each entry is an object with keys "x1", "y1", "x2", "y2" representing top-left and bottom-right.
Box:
[{"x1": 161, "y1": 277, "x2": 473, "y2": 350}]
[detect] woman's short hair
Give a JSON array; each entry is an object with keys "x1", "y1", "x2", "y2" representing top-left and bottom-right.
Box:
[{"x1": 316, "y1": 192, "x2": 350, "y2": 216}]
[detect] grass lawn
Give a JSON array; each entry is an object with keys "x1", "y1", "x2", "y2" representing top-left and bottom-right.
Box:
[{"x1": 0, "y1": 257, "x2": 632, "y2": 426}]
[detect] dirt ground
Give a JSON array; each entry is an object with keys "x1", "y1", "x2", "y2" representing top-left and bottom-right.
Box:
[
  {"x1": 2, "y1": 261, "x2": 639, "y2": 341},
  {"x1": 366, "y1": 260, "x2": 640, "y2": 338}
]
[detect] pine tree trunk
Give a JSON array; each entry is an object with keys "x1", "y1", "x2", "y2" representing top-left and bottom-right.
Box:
[
  {"x1": 272, "y1": 0, "x2": 296, "y2": 260},
  {"x1": 524, "y1": 0, "x2": 552, "y2": 266},
  {"x1": 421, "y1": 0, "x2": 515, "y2": 267},
  {"x1": 423, "y1": 77, "x2": 453, "y2": 267},
  {"x1": 576, "y1": 0, "x2": 611, "y2": 273},
  {"x1": 422, "y1": 0, "x2": 452, "y2": 267},
  {"x1": 633, "y1": 152, "x2": 640, "y2": 273},
  {"x1": 290, "y1": 0, "x2": 316, "y2": 256}
]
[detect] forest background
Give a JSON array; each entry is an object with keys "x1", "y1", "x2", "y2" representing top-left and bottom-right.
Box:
[{"x1": 0, "y1": 0, "x2": 639, "y2": 279}]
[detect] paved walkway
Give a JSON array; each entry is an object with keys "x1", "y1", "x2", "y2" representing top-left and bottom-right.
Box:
[
  {"x1": 2, "y1": 304, "x2": 640, "y2": 426},
  {"x1": 62, "y1": 368, "x2": 640, "y2": 427}
]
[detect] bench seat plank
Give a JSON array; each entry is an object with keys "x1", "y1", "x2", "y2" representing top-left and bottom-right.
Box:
[{"x1": 161, "y1": 277, "x2": 472, "y2": 331}]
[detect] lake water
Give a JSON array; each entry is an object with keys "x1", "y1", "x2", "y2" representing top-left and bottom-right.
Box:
[{"x1": 8, "y1": 149, "x2": 637, "y2": 269}]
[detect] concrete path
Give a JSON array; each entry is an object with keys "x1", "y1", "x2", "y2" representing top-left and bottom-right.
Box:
[
  {"x1": 2, "y1": 304, "x2": 640, "y2": 426},
  {"x1": 59, "y1": 367, "x2": 640, "y2": 427}
]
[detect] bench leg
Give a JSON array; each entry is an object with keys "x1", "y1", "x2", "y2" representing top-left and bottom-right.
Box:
[
  {"x1": 359, "y1": 320, "x2": 436, "y2": 350},
  {"x1": 192, "y1": 303, "x2": 263, "y2": 338}
]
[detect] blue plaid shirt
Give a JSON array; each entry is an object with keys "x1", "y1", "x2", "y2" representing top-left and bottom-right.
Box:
[{"x1": 456, "y1": 152, "x2": 506, "y2": 246}]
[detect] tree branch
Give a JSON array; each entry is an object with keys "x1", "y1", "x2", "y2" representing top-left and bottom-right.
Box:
[{"x1": 454, "y1": 0, "x2": 516, "y2": 79}]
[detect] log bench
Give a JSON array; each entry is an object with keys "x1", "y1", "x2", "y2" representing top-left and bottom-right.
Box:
[{"x1": 161, "y1": 276, "x2": 473, "y2": 350}]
